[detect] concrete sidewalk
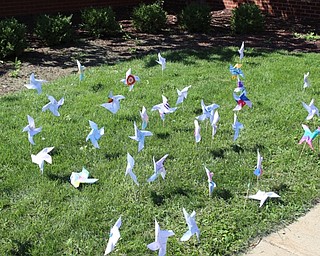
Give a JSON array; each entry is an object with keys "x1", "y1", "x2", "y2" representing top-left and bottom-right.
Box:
[{"x1": 244, "y1": 203, "x2": 320, "y2": 256}]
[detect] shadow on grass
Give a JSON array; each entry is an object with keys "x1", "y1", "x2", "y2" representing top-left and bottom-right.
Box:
[
  {"x1": 90, "y1": 83, "x2": 105, "y2": 92},
  {"x1": 105, "y1": 152, "x2": 121, "y2": 160},
  {"x1": 150, "y1": 187, "x2": 191, "y2": 206},
  {"x1": 155, "y1": 132, "x2": 171, "y2": 140},
  {"x1": 46, "y1": 173, "x2": 70, "y2": 184},
  {"x1": 9, "y1": 240, "x2": 32, "y2": 256},
  {"x1": 210, "y1": 148, "x2": 226, "y2": 159},
  {"x1": 231, "y1": 144, "x2": 244, "y2": 154},
  {"x1": 213, "y1": 188, "x2": 233, "y2": 202}
]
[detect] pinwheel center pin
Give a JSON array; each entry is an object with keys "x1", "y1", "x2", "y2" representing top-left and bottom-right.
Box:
[
  {"x1": 238, "y1": 100, "x2": 246, "y2": 107},
  {"x1": 126, "y1": 75, "x2": 136, "y2": 86},
  {"x1": 108, "y1": 98, "x2": 114, "y2": 103}
]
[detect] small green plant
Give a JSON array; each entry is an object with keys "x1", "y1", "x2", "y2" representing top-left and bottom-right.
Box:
[
  {"x1": 294, "y1": 32, "x2": 320, "y2": 41},
  {"x1": 0, "y1": 18, "x2": 27, "y2": 59},
  {"x1": 35, "y1": 14, "x2": 73, "y2": 46},
  {"x1": 9, "y1": 57, "x2": 22, "y2": 78},
  {"x1": 81, "y1": 7, "x2": 121, "y2": 38},
  {"x1": 132, "y1": 1, "x2": 167, "y2": 33},
  {"x1": 231, "y1": 3, "x2": 265, "y2": 34},
  {"x1": 179, "y1": 3, "x2": 211, "y2": 33}
]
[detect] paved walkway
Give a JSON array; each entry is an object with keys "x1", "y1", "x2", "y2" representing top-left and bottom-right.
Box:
[{"x1": 245, "y1": 203, "x2": 320, "y2": 256}]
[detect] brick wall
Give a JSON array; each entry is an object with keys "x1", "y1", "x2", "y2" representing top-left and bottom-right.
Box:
[
  {"x1": 1, "y1": 0, "x2": 320, "y2": 20},
  {"x1": 0, "y1": 0, "x2": 152, "y2": 18},
  {"x1": 222, "y1": 0, "x2": 320, "y2": 19}
]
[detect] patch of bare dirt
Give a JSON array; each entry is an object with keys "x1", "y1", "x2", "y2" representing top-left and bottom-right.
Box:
[{"x1": 1, "y1": 9, "x2": 319, "y2": 94}]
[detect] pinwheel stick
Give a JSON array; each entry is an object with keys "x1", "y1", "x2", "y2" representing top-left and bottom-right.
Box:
[
  {"x1": 244, "y1": 180, "x2": 251, "y2": 209},
  {"x1": 298, "y1": 142, "x2": 307, "y2": 162}
]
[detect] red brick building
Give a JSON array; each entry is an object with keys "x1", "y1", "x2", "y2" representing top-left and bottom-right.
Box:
[{"x1": 0, "y1": 0, "x2": 319, "y2": 20}]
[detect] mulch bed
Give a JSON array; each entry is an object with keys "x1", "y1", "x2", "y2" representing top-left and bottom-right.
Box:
[{"x1": 1, "y1": 9, "x2": 319, "y2": 94}]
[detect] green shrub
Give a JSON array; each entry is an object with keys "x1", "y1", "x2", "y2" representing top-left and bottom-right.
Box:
[
  {"x1": 81, "y1": 7, "x2": 121, "y2": 38},
  {"x1": 231, "y1": 3, "x2": 265, "y2": 34},
  {"x1": 132, "y1": 1, "x2": 167, "y2": 33},
  {"x1": 35, "y1": 14, "x2": 73, "y2": 46},
  {"x1": 0, "y1": 18, "x2": 27, "y2": 59},
  {"x1": 179, "y1": 3, "x2": 211, "y2": 33}
]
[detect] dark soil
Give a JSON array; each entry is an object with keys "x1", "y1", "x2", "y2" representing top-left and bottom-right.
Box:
[{"x1": 1, "y1": 10, "x2": 320, "y2": 94}]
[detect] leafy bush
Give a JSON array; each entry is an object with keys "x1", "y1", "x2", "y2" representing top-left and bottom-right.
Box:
[
  {"x1": 179, "y1": 3, "x2": 211, "y2": 33},
  {"x1": 231, "y1": 3, "x2": 265, "y2": 34},
  {"x1": 81, "y1": 7, "x2": 121, "y2": 38},
  {"x1": 0, "y1": 18, "x2": 27, "y2": 59},
  {"x1": 35, "y1": 14, "x2": 73, "y2": 46},
  {"x1": 132, "y1": 1, "x2": 167, "y2": 33}
]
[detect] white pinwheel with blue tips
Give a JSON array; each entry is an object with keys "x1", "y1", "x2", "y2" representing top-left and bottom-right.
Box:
[
  {"x1": 31, "y1": 147, "x2": 54, "y2": 174},
  {"x1": 86, "y1": 120, "x2": 104, "y2": 149},
  {"x1": 180, "y1": 208, "x2": 200, "y2": 242},
  {"x1": 196, "y1": 99, "x2": 219, "y2": 122},
  {"x1": 42, "y1": 95, "x2": 64, "y2": 116},
  {"x1": 24, "y1": 73, "x2": 47, "y2": 94},
  {"x1": 23, "y1": 115, "x2": 42, "y2": 145},
  {"x1": 70, "y1": 167, "x2": 98, "y2": 188},
  {"x1": 104, "y1": 216, "x2": 122, "y2": 255},
  {"x1": 129, "y1": 121, "x2": 152, "y2": 152},
  {"x1": 302, "y1": 98, "x2": 319, "y2": 121},
  {"x1": 176, "y1": 85, "x2": 191, "y2": 105},
  {"x1": 125, "y1": 152, "x2": 139, "y2": 186},
  {"x1": 156, "y1": 52, "x2": 166, "y2": 71},
  {"x1": 101, "y1": 91, "x2": 125, "y2": 114},
  {"x1": 147, "y1": 219, "x2": 175, "y2": 256},
  {"x1": 232, "y1": 113, "x2": 243, "y2": 141},
  {"x1": 147, "y1": 154, "x2": 169, "y2": 182}
]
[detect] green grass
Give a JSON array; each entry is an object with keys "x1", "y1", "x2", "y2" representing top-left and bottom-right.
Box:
[{"x1": 1, "y1": 48, "x2": 320, "y2": 255}]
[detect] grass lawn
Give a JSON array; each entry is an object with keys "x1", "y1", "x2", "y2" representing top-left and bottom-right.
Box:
[{"x1": 1, "y1": 47, "x2": 320, "y2": 255}]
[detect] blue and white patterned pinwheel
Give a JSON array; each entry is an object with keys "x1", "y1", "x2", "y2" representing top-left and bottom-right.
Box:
[
  {"x1": 101, "y1": 91, "x2": 125, "y2": 114},
  {"x1": 205, "y1": 167, "x2": 216, "y2": 197},
  {"x1": 232, "y1": 113, "x2": 243, "y2": 141},
  {"x1": 125, "y1": 152, "x2": 139, "y2": 186},
  {"x1": 70, "y1": 167, "x2": 98, "y2": 188},
  {"x1": 22, "y1": 115, "x2": 42, "y2": 145},
  {"x1": 238, "y1": 41, "x2": 244, "y2": 61},
  {"x1": 31, "y1": 147, "x2": 54, "y2": 174},
  {"x1": 147, "y1": 154, "x2": 169, "y2": 182},
  {"x1": 129, "y1": 121, "x2": 152, "y2": 152},
  {"x1": 196, "y1": 99, "x2": 219, "y2": 122},
  {"x1": 104, "y1": 216, "x2": 122, "y2": 255},
  {"x1": 211, "y1": 110, "x2": 219, "y2": 139},
  {"x1": 302, "y1": 98, "x2": 319, "y2": 121},
  {"x1": 42, "y1": 95, "x2": 64, "y2": 116},
  {"x1": 229, "y1": 64, "x2": 244, "y2": 79},
  {"x1": 298, "y1": 124, "x2": 320, "y2": 150},
  {"x1": 24, "y1": 73, "x2": 47, "y2": 94},
  {"x1": 180, "y1": 208, "x2": 200, "y2": 242},
  {"x1": 120, "y1": 68, "x2": 140, "y2": 91},
  {"x1": 86, "y1": 120, "x2": 104, "y2": 149},
  {"x1": 176, "y1": 85, "x2": 191, "y2": 105},
  {"x1": 303, "y1": 72, "x2": 310, "y2": 89},
  {"x1": 233, "y1": 90, "x2": 252, "y2": 111},
  {"x1": 76, "y1": 60, "x2": 85, "y2": 81},
  {"x1": 156, "y1": 52, "x2": 166, "y2": 71},
  {"x1": 152, "y1": 95, "x2": 177, "y2": 121},
  {"x1": 147, "y1": 219, "x2": 175, "y2": 256},
  {"x1": 194, "y1": 119, "x2": 201, "y2": 143},
  {"x1": 140, "y1": 106, "x2": 149, "y2": 129}
]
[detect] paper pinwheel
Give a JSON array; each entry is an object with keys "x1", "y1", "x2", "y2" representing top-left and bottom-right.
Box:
[
  {"x1": 120, "y1": 68, "x2": 140, "y2": 91},
  {"x1": 24, "y1": 73, "x2": 47, "y2": 94},
  {"x1": 147, "y1": 219, "x2": 174, "y2": 256},
  {"x1": 104, "y1": 216, "x2": 122, "y2": 255},
  {"x1": 253, "y1": 150, "x2": 263, "y2": 177},
  {"x1": 42, "y1": 95, "x2": 64, "y2": 116},
  {"x1": 129, "y1": 121, "x2": 152, "y2": 152},
  {"x1": 196, "y1": 99, "x2": 220, "y2": 122},
  {"x1": 180, "y1": 208, "x2": 200, "y2": 242},
  {"x1": 248, "y1": 190, "x2": 280, "y2": 207},
  {"x1": 233, "y1": 90, "x2": 252, "y2": 111},
  {"x1": 156, "y1": 52, "x2": 166, "y2": 71},
  {"x1": 76, "y1": 60, "x2": 85, "y2": 81},
  {"x1": 211, "y1": 110, "x2": 219, "y2": 139},
  {"x1": 238, "y1": 41, "x2": 244, "y2": 61},
  {"x1": 22, "y1": 115, "x2": 42, "y2": 145},
  {"x1": 31, "y1": 147, "x2": 54, "y2": 174},
  {"x1": 298, "y1": 124, "x2": 320, "y2": 150},
  {"x1": 194, "y1": 119, "x2": 201, "y2": 143},
  {"x1": 151, "y1": 95, "x2": 177, "y2": 121},
  {"x1": 205, "y1": 167, "x2": 216, "y2": 196},
  {"x1": 70, "y1": 167, "x2": 98, "y2": 188},
  {"x1": 86, "y1": 120, "x2": 104, "y2": 149},
  {"x1": 229, "y1": 64, "x2": 244, "y2": 79},
  {"x1": 302, "y1": 99, "x2": 319, "y2": 121},
  {"x1": 101, "y1": 91, "x2": 125, "y2": 114},
  {"x1": 126, "y1": 152, "x2": 139, "y2": 186},
  {"x1": 303, "y1": 72, "x2": 310, "y2": 89},
  {"x1": 140, "y1": 106, "x2": 149, "y2": 129},
  {"x1": 232, "y1": 113, "x2": 243, "y2": 141},
  {"x1": 147, "y1": 154, "x2": 169, "y2": 182},
  {"x1": 176, "y1": 85, "x2": 191, "y2": 105},
  {"x1": 234, "y1": 77, "x2": 245, "y2": 92}
]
